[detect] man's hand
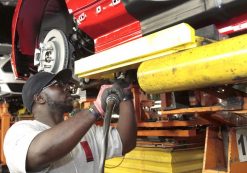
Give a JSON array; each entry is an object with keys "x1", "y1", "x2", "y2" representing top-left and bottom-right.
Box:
[
  {"x1": 114, "y1": 80, "x2": 133, "y2": 101},
  {"x1": 93, "y1": 85, "x2": 122, "y2": 117},
  {"x1": 93, "y1": 82, "x2": 133, "y2": 117}
]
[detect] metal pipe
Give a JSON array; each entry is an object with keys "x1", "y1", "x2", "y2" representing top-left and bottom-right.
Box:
[{"x1": 137, "y1": 34, "x2": 247, "y2": 93}]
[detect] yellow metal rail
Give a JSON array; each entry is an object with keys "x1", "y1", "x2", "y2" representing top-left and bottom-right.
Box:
[
  {"x1": 138, "y1": 34, "x2": 247, "y2": 93},
  {"x1": 75, "y1": 23, "x2": 198, "y2": 79}
]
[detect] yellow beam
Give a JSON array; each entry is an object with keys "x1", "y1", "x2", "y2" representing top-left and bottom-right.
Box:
[
  {"x1": 138, "y1": 34, "x2": 247, "y2": 93},
  {"x1": 75, "y1": 23, "x2": 198, "y2": 79}
]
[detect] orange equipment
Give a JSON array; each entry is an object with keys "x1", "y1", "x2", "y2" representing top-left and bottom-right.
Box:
[{"x1": 0, "y1": 102, "x2": 11, "y2": 165}]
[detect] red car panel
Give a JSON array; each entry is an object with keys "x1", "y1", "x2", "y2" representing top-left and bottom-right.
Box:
[{"x1": 68, "y1": 0, "x2": 142, "y2": 52}]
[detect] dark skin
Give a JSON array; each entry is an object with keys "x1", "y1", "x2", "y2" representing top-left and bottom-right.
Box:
[{"x1": 26, "y1": 83, "x2": 137, "y2": 172}]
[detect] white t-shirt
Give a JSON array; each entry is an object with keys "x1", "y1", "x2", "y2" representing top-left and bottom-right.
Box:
[{"x1": 4, "y1": 120, "x2": 123, "y2": 173}]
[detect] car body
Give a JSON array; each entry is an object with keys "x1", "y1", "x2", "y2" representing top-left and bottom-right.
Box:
[{"x1": 10, "y1": 0, "x2": 247, "y2": 79}]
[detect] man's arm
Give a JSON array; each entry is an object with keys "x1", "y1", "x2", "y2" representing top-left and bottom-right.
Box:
[
  {"x1": 26, "y1": 110, "x2": 96, "y2": 171},
  {"x1": 116, "y1": 100, "x2": 137, "y2": 155}
]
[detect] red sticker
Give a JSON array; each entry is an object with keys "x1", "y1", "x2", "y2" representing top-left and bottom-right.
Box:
[{"x1": 80, "y1": 141, "x2": 94, "y2": 162}]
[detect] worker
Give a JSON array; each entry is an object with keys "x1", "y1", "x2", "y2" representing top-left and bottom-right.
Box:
[{"x1": 3, "y1": 69, "x2": 137, "y2": 173}]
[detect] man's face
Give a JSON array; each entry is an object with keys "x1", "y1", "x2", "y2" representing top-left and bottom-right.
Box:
[{"x1": 41, "y1": 80, "x2": 74, "y2": 113}]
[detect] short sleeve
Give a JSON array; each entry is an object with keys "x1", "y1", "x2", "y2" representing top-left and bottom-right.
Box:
[
  {"x1": 92, "y1": 125, "x2": 123, "y2": 159},
  {"x1": 3, "y1": 121, "x2": 43, "y2": 173},
  {"x1": 106, "y1": 127, "x2": 123, "y2": 159}
]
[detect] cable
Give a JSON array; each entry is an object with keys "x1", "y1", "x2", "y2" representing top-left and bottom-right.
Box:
[
  {"x1": 104, "y1": 156, "x2": 125, "y2": 169},
  {"x1": 99, "y1": 94, "x2": 119, "y2": 173}
]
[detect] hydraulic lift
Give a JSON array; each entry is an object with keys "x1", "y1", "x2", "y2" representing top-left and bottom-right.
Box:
[{"x1": 75, "y1": 22, "x2": 247, "y2": 172}]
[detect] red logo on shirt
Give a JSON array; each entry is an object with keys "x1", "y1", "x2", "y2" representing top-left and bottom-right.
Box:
[{"x1": 80, "y1": 141, "x2": 94, "y2": 162}]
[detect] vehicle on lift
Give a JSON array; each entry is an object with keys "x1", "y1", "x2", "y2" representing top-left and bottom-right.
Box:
[{"x1": 11, "y1": 0, "x2": 247, "y2": 80}]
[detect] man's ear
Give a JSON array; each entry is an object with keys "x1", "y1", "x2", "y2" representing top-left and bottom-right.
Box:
[{"x1": 34, "y1": 94, "x2": 46, "y2": 104}]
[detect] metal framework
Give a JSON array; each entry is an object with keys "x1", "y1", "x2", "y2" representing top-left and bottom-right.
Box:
[{"x1": 74, "y1": 22, "x2": 247, "y2": 172}]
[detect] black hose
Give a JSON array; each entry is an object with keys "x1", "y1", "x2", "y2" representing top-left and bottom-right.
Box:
[{"x1": 99, "y1": 94, "x2": 119, "y2": 173}]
